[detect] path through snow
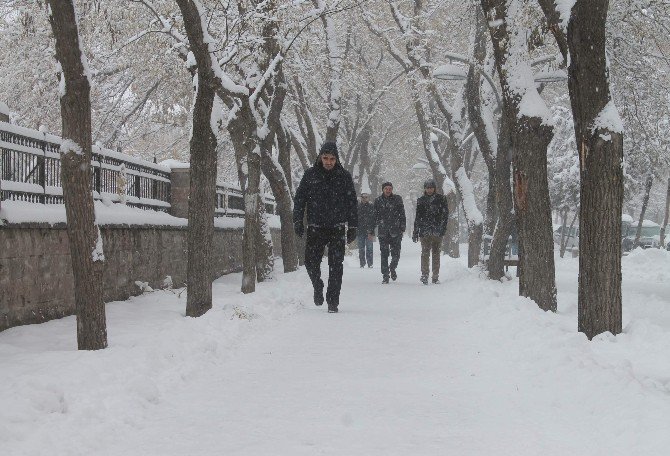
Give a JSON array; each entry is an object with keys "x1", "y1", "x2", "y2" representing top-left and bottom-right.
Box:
[{"x1": 2, "y1": 242, "x2": 670, "y2": 455}]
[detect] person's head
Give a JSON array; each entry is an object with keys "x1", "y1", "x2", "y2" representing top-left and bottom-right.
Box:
[
  {"x1": 382, "y1": 182, "x2": 393, "y2": 197},
  {"x1": 424, "y1": 179, "x2": 436, "y2": 196},
  {"x1": 360, "y1": 192, "x2": 370, "y2": 202},
  {"x1": 319, "y1": 142, "x2": 339, "y2": 171}
]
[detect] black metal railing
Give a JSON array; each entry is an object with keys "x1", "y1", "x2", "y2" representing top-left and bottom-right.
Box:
[
  {"x1": 215, "y1": 182, "x2": 275, "y2": 218},
  {"x1": 0, "y1": 121, "x2": 172, "y2": 211}
]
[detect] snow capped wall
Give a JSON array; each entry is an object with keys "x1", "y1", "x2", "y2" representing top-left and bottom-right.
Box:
[{"x1": 0, "y1": 220, "x2": 283, "y2": 332}]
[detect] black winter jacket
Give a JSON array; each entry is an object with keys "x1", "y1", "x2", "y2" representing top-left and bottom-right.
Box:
[
  {"x1": 413, "y1": 193, "x2": 449, "y2": 238},
  {"x1": 371, "y1": 194, "x2": 406, "y2": 237},
  {"x1": 293, "y1": 161, "x2": 358, "y2": 229},
  {"x1": 357, "y1": 201, "x2": 375, "y2": 234}
]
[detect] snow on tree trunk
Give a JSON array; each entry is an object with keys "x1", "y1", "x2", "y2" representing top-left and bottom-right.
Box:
[
  {"x1": 47, "y1": 0, "x2": 107, "y2": 350},
  {"x1": 176, "y1": 0, "x2": 219, "y2": 318},
  {"x1": 482, "y1": 0, "x2": 557, "y2": 311},
  {"x1": 242, "y1": 145, "x2": 262, "y2": 294},
  {"x1": 567, "y1": 0, "x2": 624, "y2": 339},
  {"x1": 255, "y1": 196, "x2": 274, "y2": 282}
]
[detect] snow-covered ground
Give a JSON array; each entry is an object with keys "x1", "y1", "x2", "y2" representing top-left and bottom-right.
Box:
[{"x1": 1, "y1": 242, "x2": 669, "y2": 455}]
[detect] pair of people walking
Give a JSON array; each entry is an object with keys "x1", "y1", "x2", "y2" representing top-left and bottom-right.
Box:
[{"x1": 363, "y1": 180, "x2": 448, "y2": 286}]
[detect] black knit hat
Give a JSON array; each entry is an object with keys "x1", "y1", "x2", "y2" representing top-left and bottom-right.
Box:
[
  {"x1": 381, "y1": 181, "x2": 393, "y2": 190},
  {"x1": 424, "y1": 179, "x2": 436, "y2": 189},
  {"x1": 319, "y1": 141, "x2": 339, "y2": 159}
]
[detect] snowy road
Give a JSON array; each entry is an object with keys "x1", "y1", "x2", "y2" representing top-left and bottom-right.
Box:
[{"x1": 2, "y1": 241, "x2": 670, "y2": 455}]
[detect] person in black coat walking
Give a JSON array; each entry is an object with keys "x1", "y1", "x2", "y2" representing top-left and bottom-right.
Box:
[
  {"x1": 357, "y1": 192, "x2": 375, "y2": 268},
  {"x1": 293, "y1": 141, "x2": 358, "y2": 313},
  {"x1": 412, "y1": 179, "x2": 449, "y2": 284},
  {"x1": 370, "y1": 182, "x2": 405, "y2": 284}
]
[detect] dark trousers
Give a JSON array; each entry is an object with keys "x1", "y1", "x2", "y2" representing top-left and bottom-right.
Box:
[
  {"x1": 305, "y1": 226, "x2": 346, "y2": 306},
  {"x1": 357, "y1": 233, "x2": 373, "y2": 267},
  {"x1": 379, "y1": 235, "x2": 402, "y2": 278}
]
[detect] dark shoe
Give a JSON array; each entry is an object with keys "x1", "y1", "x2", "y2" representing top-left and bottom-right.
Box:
[
  {"x1": 432, "y1": 277, "x2": 440, "y2": 284},
  {"x1": 390, "y1": 269, "x2": 397, "y2": 281},
  {"x1": 327, "y1": 298, "x2": 338, "y2": 313},
  {"x1": 382, "y1": 276, "x2": 389, "y2": 284},
  {"x1": 360, "y1": 265, "x2": 365, "y2": 268},
  {"x1": 368, "y1": 265, "x2": 373, "y2": 268},
  {"x1": 420, "y1": 276, "x2": 428, "y2": 285},
  {"x1": 328, "y1": 307, "x2": 338, "y2": 313},
  {"x1": 314, "y1": 288, "x2": 324, "y2": 306}
]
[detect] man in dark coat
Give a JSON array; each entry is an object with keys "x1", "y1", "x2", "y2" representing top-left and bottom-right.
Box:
[
  {"x1": 412, "y1": 179, "x2": 449, "y2": 284},
  {"x1": 357, "y1": 192, "x2": 375, "y2": 268},
  {"x1": 293, "y1": 141, "x2": 358, "y2": 313},
  {"x1": 370, "y1": 182, "x2": 405, "y2": 284}
]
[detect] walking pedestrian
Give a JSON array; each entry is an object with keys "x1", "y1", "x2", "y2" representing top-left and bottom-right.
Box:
[
  {"x1": 412, "y1": 179, "x2": 449, "y2": 284},
  {"x1": 293, "y1": 141, "x2": 358, "y2": 313},
  {"x1": 370, "y1": 182, "x2": 405, "y2": 284},
  {"x1": 357, "y1": 192, "x2": 375, "y2": 268}
]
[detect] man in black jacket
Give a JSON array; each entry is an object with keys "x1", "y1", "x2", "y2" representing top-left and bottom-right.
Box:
[
  {"x1": 370, "y1": 182, "x2": 405, "y2": 284},
  {"x1": 293, "y1": 142, "x2": 358, "y2": 313},
  {"x1": 412, "y1": 179, "x2": 449, "y2": 284},
  {"x1": 357, "y1": 192, "x2": 375, "y2": 268}
]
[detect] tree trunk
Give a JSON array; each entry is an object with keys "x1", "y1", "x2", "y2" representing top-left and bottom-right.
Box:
[
  {"x1": 443, "y1": 193, "x2": 460, "y2": 257},
  {"x1": 659, "y1": 178, "x2": 670, "y2": 247},
  {"x1": 47, "y1": 0, "x2": 107, "y2": 350},
  {"x1": 633, "y1": 173, "x2": 654, "y2": 248},
  {"x1": 488, "y1": 111, "x2": 514, "y2": 281},
  {"x1": 176, "y1": 0, "x2": 219, "y2": 318},
  {"x1": 568, "y1": 0, "x2": 624, "y2": 339},
  {"x1": 242, "y1": 144, "x2": 262, "y2": 294},
  {"x1": 513, "y1": 118, "x2": 557, "y2": 311},
  {"x1": 255, "y1": 198, "x2": 274, "y2": 281},
  {"x1": 482, "y1": 0, "x2": 557, "y2": 310}
]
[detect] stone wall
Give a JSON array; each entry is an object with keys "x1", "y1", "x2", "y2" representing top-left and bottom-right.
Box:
[{"x1": 0, "y1": 223, "x2": 282, "y2": 332}]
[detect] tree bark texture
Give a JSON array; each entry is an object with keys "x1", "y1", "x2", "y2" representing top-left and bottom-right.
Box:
[
  {"x1": 513, "y1": 119, "x2": 557, "y2": 311},
  {"x1": 482, "y1": 0, "x2": 557, "y2": 310},
  {"x1": 568, "y1": 0, "x2": 624, "y2": 339},
  {"x1": 47, "y1": 0, "x2": 107, "y2": 350},
  {"x1": 176, "y1": 0, "x2": 218, "y2": 318},
  {"x1": 488, "y1": 110, "x2": 514, "y2": 281}
]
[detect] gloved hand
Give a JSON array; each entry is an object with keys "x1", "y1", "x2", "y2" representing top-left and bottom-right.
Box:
[
  {"x1": 412, "y1": 232, "x2": 419, "y2": 243},
  {"x1": 346, "y1": 227, "x2": 357, "y2": 244},
  {"x1": 294, "y1": 221, "x2": 304, "y2": 238}
]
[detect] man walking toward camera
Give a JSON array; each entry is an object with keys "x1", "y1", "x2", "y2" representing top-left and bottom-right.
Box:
[
  {"x1": 412, "y1": 179, "x2": 449, "y2": 284},
  {"x1": 293, "y1": 142, "x2": 358, "y2": 313},
  {"x1": 370, "y1": 182, "x2": 405, "y2": 284}
]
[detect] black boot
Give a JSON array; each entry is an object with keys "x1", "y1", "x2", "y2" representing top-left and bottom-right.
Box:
[
  {"x1": 382, "y1": 276, "x2": 389, "y2": 284},
  {"x1": 327, "y1": 298, "x2": 339, "y2": 313},
  {"x1": 390, "y1": 269, "x2": 397, "y2": 281},
  {"x1": 314, "y1": 286, "x2": 324, "y2": 306}
]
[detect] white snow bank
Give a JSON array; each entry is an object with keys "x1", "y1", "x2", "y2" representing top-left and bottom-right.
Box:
[
  {"x1": 159, "y1": 159, "x2": 190, "y2": 170},
  {"x1": 0, "y1": 200, "x2": 281, "y2": 229}
]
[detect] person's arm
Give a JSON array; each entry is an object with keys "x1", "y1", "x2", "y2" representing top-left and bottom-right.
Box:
[
  {"x1": 413, "y1": 198, "x2": 422, "y2": 241},
  {"x1": 346, "y1": 174, "x2": 358, "y2": 228},
  {"x1": 439, "y1": 195, "x2": 449, "y2": 236},
  {"x1": 292, "y1": 171, "x2": 309, "y2": 234},
  {"x1": 369, "y1": 198, "x2": 379, "y2": 235},
  {"x1": 398, "y1": 196, "x2": 406, "y2": 232}
]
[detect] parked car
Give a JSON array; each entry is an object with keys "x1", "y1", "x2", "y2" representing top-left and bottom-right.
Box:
[{"x1": 622, "y1": 219, "x2": 661, "y2": 251}]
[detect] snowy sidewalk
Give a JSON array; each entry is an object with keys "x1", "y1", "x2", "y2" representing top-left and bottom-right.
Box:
[{"x1": 2, "y1": 242, "x2": 670, "y2": 455}]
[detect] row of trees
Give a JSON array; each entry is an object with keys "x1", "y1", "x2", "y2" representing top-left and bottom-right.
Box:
[{"x1": 4, "y1": 0, "x2": 668, "y2": 348}]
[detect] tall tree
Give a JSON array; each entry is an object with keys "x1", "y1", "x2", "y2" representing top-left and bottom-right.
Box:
[
  {"x1": 175, "y1": 0, "x2": 219, "y2": 317},
  {"x1": 47, "y1": 0, "x2": 107, "y2": 350},
  {"x1": 481, "y1": 0, "x2": 557, "y2": 311}
]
